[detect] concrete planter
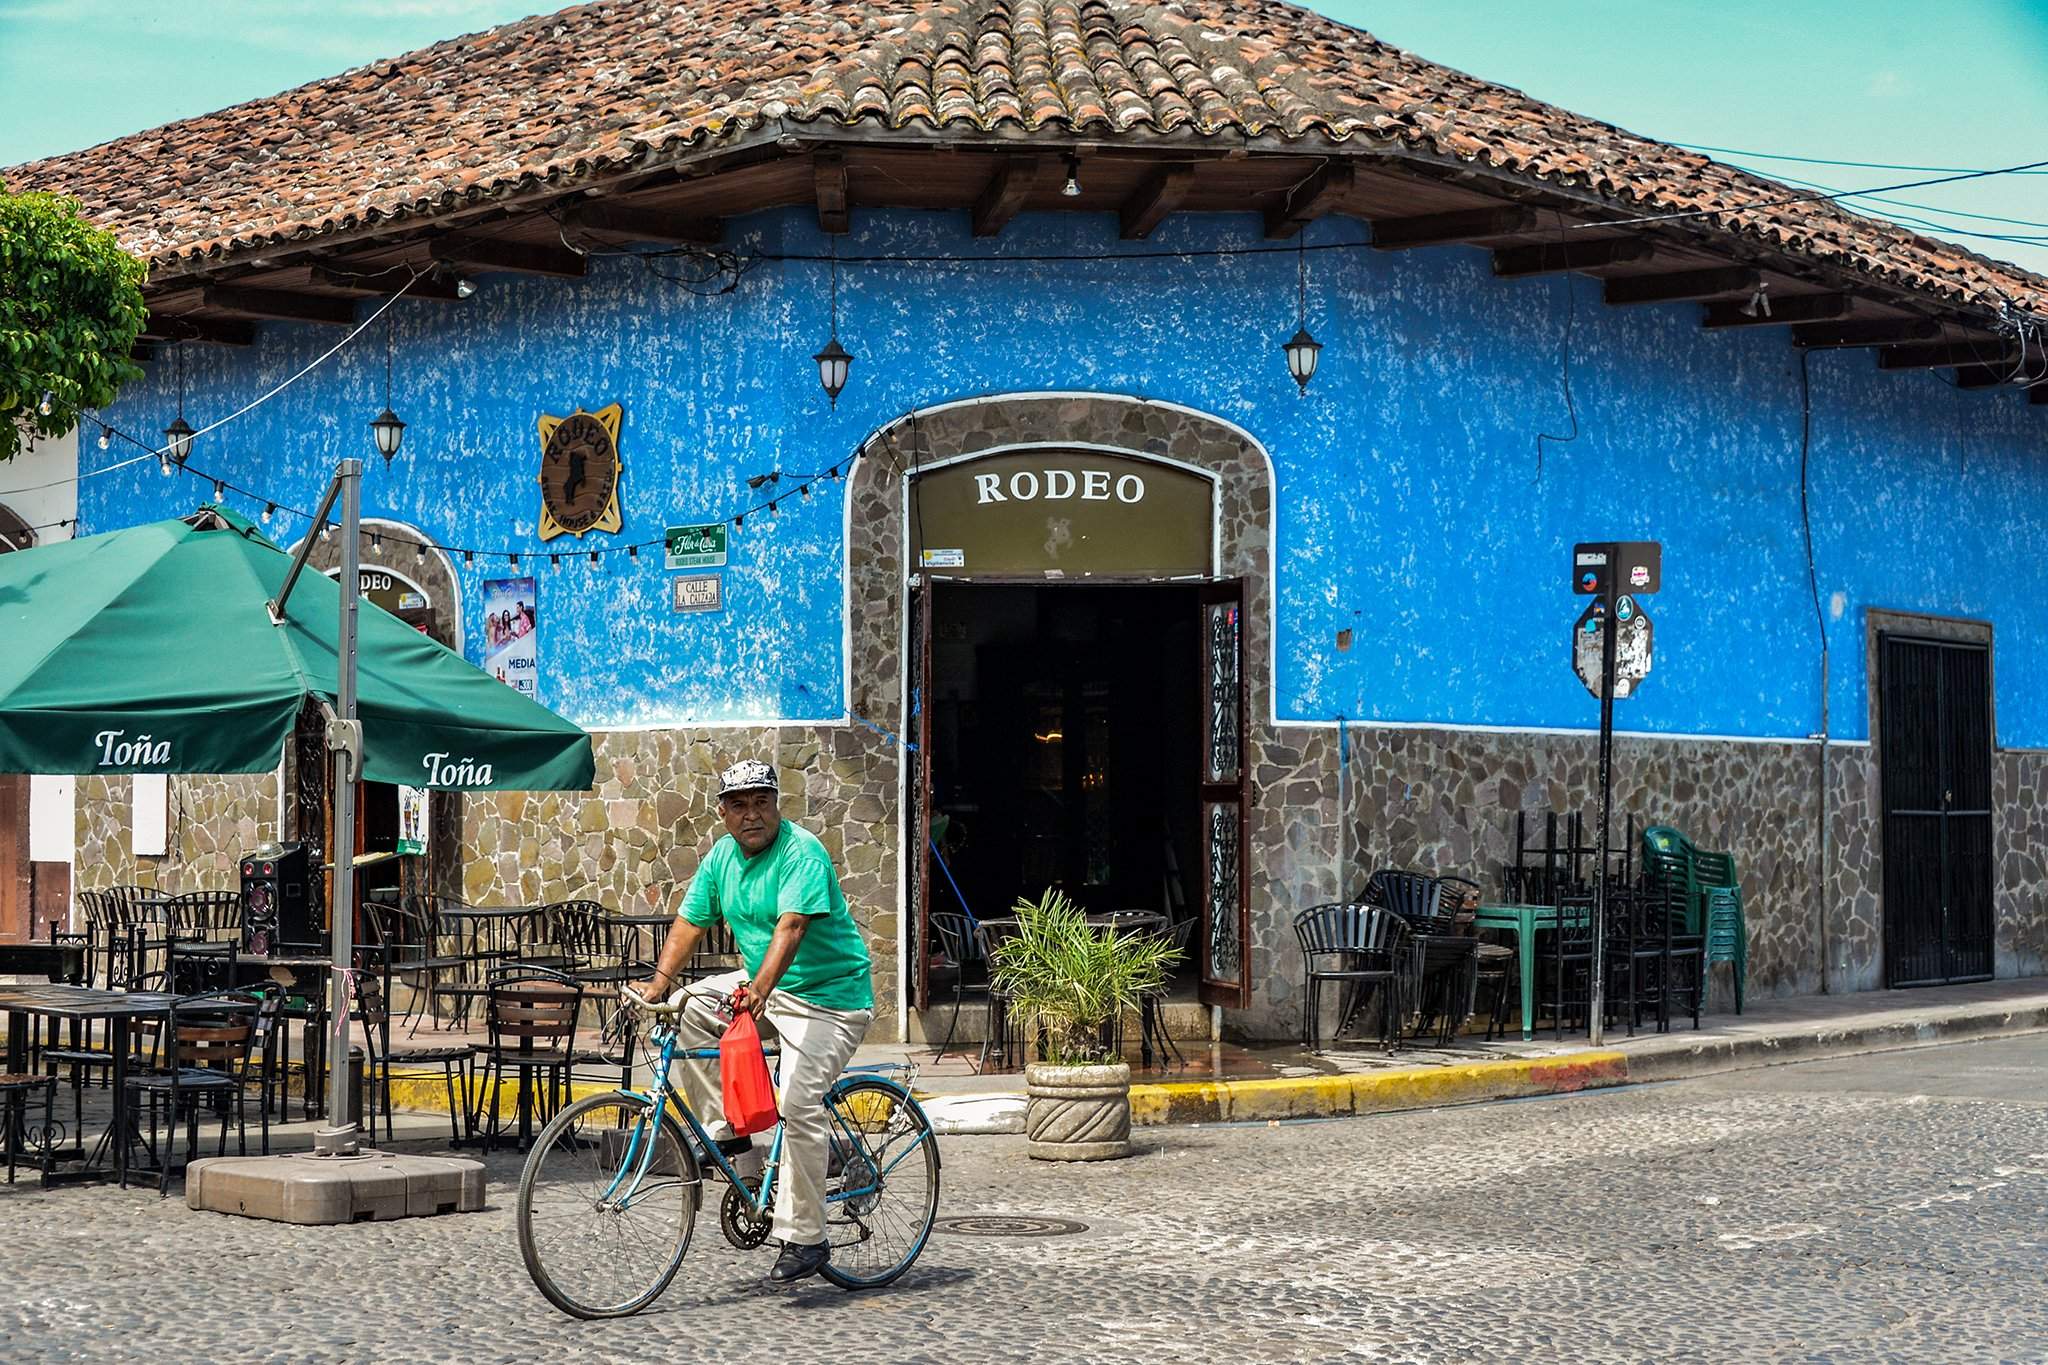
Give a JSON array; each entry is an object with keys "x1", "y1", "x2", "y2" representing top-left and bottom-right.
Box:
[{"x1": 1024, "y1": 1061, "x2": 1132, "y2": 1161}]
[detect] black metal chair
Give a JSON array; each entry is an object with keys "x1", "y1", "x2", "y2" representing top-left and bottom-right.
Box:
[
  {"x1": 1136, "y1": 915, "x2": 1195, "y2": 1069},
  {"x1": 365, "y1": 897, "x2": 469, "y2": 1036},
  {"x1": 163, "y1": 890, "x2": 242, "y2": 993},
  {"x1": 927, "y1": 910, "x2": 987, "y2": 1061},
  {"x1": 0, "y1": 1073, "x2": 60, "y2": 1187},
  {"x1": 1639, "y1": 853, "x2": 1707, "y2": 1032},
  {"x1": 469, "y1": 967, "x2": 583, "y2": 1152},
  {"x1": 353, "y1": 972, "x2": 472, "y2": 1145},
  {"x1": 1439, "y1": 873, "x2": 1516, "y2": 1041},
  {"x1": 1365, "y1": 869, "x2": 1478, "y2": 1047},
  {"x1": 1293, "y1": 903, "x2": 1407, "y2": 1054},
  {"x1": 122, "y1": 990, "x2": 268, "y2": 1195}
]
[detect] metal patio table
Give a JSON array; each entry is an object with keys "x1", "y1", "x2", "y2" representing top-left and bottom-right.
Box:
[
  {"x1": 0, "y1": 985, "x2": 223, "y2": 1184},
  {"x1": 1471, "y1": 903, "x2": 1591, "y2": 1041}
]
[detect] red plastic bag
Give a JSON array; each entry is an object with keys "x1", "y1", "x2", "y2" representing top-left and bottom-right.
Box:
[{"x1": 720, "y1": 1003, "x2": 780, "y2": 1137}]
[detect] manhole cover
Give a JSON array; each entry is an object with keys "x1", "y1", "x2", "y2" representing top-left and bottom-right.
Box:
[{"x1": 934, "y1": 1214, "x2": 1089, "y2": 1238}]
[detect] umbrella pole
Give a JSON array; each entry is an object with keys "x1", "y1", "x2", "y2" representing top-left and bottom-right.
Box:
[{"x1": 317, "y1": 460, "x2": 364, "y2": 1156}]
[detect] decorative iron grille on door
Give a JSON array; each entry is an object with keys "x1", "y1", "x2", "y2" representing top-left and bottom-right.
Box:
[
  {"x1": 1198, "y1": 580, "x2": 1251, "y2": 1009},
  {"x1": 1878, "y1": 634, "x2": 1993, "y2": 987},
  {"x1": 908, "y1": 579, "x2": 934, "y2": 1010}
]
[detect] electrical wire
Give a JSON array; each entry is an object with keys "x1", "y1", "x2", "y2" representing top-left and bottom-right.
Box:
[
  {"x1": 1575, "y1": 156, "x2": 2048, "y2": 230},
  {"x1": 1679, "y1": 143, "x2": 2048, "y2": 176},
  {"x1": 1533, "y1": 214, "x2": 1581, "y2": 483}
]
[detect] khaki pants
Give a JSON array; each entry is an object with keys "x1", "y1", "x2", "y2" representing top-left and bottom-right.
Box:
[{"x1": 669, "y1": 969, "x2": 872, "y2": 1245}]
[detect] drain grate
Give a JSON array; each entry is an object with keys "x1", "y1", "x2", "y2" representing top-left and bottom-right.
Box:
[{"x1": 934, "y1": 1214, "x2": 1089, "y2": 1238}]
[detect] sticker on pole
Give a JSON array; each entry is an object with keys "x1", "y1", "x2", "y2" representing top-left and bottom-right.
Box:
[
  {"x1": 1572, "y1": 541, "x2": 1661, "y2": 596},
  {"x1": 1573, "y1": 601, "x2": 1654, "y2": 699}
]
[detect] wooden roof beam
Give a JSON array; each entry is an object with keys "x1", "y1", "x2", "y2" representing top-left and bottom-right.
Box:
[
  {"x1": 1492, "y1": 237, "x2": 1654, "y2": 278},
  {"x1": 305, "y1": 265, "x2": 468, "y2": 300},
  {"x1": 199, "y1": 286, "x2": 358, "y2": 326},
  {"x1": 139, "y1": 316, "x2": 256, "y2": 346},
  {"x1": 1877, "y1": 342, "x2": 2019, "y2": 371},
  {"x1": 428, "y1": 235, "x2": 587, "y2": 279},
  {"x1": 1119, "y1": 163, "x2": 1194, "y2": 240},
  {"x1": 1603, "y1": 266, "x2": 1760, "y2": 307},
  {"x1": 1700, "y1": 293, "x2": 1852, "y2": 328},
  {"x1": 972, "y1": 156, "x2": 1044, "y2": 238},
  {"x1": 815, "y1": 151, "x2": 848, "y2": 234},
  {"x1": 1371, "y1": 207, "x2": 1537, "y2": 251},
  {"x1": 562, "y1": 203, "x2": 724, "y2": 246},
  {"x1": 1790, "y1": 319, "x2": 1940, "y2": 349},
  {"x1": 1263, "y1": 162, "x2": 1355, "y2": 239}
]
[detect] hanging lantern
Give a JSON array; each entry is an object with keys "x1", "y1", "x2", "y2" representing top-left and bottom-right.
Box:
[
  {"x1": 1282, "y1": 229, "x2": 1322, "y2": 394},
  {"x1": 813, "y1": 339, "x2": 853, "y2": 408},
  {"x1": 1282, "y1": 328, "x2": 1323, "y2": 393},
  {"x1": 370, "y1": 408, "x2": 406, "y2": 463},
  {"x1": 1061, "y1": 153, "x2": 1082, "y2": 198},
  {"x1": 162, "y1": 416, "x2": 196, "y2": 465},
  {"x1": 370, "y1": 318, "x2": 405, "y2": 464},
  {"x1": 813, "y1": 244, "x2": 853, "y2": 408},
  {"x1": 165, "y1": 346, "x2": 196, "y2": 462}
]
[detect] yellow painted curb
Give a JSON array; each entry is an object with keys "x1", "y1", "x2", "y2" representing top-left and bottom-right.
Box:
[{"x1": 1126, "y1": 1051, "x2": 1631, "y2": 1126}]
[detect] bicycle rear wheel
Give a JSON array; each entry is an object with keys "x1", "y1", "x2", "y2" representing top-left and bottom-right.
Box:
[
  {"x1": 516, "y1": 1091, "x2": 701, "y2": 1319},
  {"x1": 818, "y1": 1077, "x2": 940, "y2": 1290}
]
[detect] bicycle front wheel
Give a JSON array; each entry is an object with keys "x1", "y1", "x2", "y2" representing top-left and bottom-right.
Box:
[
  {"x1": 516, "y1": 1091, "x2": 702, "y2": 1319},
  {"x1": 818, "y1": 1077, "x2": 941, "y2": 1290}
]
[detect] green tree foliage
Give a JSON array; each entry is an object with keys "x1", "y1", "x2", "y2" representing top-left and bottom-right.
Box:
[{"x1": 0, "y1": 182, "x2": 147, "y2": 461}]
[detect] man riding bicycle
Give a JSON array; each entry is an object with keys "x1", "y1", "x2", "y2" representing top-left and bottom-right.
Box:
[{"x1": 635, "y1": 758, "x2": 874, "y2": 1284}]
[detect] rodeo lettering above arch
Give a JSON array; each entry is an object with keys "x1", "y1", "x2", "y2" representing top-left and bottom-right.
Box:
[{"x1": 913, "y1": 448, "x2": 1213, "y2": 578}]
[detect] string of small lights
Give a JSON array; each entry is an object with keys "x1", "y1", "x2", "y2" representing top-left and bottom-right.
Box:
[{"x1": 67, "y1": 400, "x2": 859, "y2": 572}]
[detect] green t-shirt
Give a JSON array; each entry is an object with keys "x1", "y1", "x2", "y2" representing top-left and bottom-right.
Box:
[{"x1": 678, "y1": 821, "x2": 875, "y2": 1011}]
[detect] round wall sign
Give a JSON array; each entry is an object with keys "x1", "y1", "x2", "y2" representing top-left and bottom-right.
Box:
[{"x1": 536, "y1": 403, "x2": 624, "y2": 540}]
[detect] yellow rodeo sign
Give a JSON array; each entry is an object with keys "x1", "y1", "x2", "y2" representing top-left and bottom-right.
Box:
[{"x1": 536, "y1": 403, "x2": 624, "y2": 541}]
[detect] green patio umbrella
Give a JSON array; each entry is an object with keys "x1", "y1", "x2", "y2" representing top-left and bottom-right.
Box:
[{"x1": 0, "y1": 506, "x2": 592, "y2": 790}]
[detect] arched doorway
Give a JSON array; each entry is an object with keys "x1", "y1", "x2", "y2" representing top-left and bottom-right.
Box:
[
  {"x1": 283, "y1": 521, "x2": 465, "y2": 910},
  {"x1": 843, "y1": 395, "x2": 1278, "y2": 1025},
  {"x1": 0, "y1": 503, "x2": 34, "y2": 940}
]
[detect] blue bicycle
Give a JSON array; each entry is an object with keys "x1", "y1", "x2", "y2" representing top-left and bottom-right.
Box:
[{"x1": 515, "y1": 989, "x2": 940, "y2": 1318}]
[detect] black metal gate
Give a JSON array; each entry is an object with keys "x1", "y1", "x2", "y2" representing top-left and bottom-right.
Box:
[{"x1": 1878, "y1": 635, "x2": 1993, "y2": 987}]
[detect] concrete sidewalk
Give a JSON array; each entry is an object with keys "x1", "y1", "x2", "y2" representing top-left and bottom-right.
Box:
[
  {"x1": 206, "y1": 975, "x2": 2048, "y2": 1133},
  {"x1": 907, "y1": 977, "x2": 2048, "y2": 1131}
]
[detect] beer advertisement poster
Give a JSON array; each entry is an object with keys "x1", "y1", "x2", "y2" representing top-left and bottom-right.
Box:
[{"x1": 481, "y1": 577, "x2": 540, "y2": 700}]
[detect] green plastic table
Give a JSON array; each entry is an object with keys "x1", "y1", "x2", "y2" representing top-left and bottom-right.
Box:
[{"x1": 1472, "y1": 903, "x2": 1589, "y2": 1041}]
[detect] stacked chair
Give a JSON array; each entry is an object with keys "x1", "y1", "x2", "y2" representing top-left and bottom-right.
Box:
[{"x1": 1642, "y1": 825, "x2": 1749, "y2": 1013}]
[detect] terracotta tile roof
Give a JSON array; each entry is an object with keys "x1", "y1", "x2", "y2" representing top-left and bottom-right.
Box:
[{"x1": 9, "y1": 0, "x2": 2043, "y2": 315}]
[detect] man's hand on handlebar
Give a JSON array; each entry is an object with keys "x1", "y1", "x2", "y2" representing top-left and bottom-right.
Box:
[{"x1": 731, "y1": 981, "x2": 767, "y2": 1021}]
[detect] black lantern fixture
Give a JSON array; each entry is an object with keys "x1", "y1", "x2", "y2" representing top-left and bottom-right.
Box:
[
  {"x1": 1281, "y1": 230, "x2": 1322, "y2": 394},
  {"x1": 369, "y1": 316, "x2": 406, "y2": 465},
  {"x1": 163, "y1": 346, "x2": 196, "y2": 466},
  {"x1": 813, "y1": 242, "x2": 853, "y2": 408},
  {"x1": 1061, "y1": 153, "x2": 1082, "y2": 198}
]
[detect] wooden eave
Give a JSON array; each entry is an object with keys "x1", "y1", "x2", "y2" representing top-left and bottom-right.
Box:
[{"x1": 131, "y1": 131, "x2": 2028, "y2": 395}]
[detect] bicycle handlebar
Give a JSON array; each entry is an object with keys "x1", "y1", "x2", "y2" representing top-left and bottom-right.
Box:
[{"x1": 619, "y1": 986, "x2": 685, "y2": 1017}]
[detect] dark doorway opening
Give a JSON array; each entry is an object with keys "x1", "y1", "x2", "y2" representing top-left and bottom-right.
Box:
[
  {"x1": 1879, "y1": 634, "x2": 1994, "y2": 987},
  {"x1": 926, "y1": 582, "x2": 1201, "y2": 981}
]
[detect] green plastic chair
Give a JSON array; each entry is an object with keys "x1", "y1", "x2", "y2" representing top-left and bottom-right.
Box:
[{"x1": 1641, "y1": 826, "x2": 1747, "y2": 1013}]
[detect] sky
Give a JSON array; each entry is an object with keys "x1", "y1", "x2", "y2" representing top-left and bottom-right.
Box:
[{"x1": 2, "y1": 0, "x2": 2045, "y2": 276}]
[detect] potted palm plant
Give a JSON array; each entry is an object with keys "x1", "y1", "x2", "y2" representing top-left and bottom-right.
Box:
[{"x1": 989, "y1": 889, "x2": 1182, "y2": 1161}]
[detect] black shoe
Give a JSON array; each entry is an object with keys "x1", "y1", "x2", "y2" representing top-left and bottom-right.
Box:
[
  {"x1": 690, "y1": 1135, "x2": 753, "y2": 1180},
  {"x1": 768, "y1": 1240, "x2": 830, "y2": 1283}
]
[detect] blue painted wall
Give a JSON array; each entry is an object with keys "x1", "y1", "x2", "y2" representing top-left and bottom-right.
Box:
[{"x1": 83, "y1": 209, "x2": 2048, "y2": 743}]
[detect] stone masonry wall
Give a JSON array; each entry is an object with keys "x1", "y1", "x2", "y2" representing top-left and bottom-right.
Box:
[{"x1": 74, "y1": 772, "x2": 280, "y2": 904}]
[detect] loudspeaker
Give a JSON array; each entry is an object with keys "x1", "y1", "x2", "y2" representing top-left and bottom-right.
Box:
[{"x1": 240, "y1": 842, "x2": 317, "y2": 957}]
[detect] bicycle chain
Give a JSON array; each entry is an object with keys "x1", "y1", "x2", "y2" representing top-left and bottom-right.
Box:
[{"x1": 720, "y1": 1178, "x2": 773, "y2": 1249}]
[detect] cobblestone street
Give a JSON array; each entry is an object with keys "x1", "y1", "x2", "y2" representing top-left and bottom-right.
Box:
[{"x1": 5, "y1": 1037, "x2": 2048, "y2": 1363}]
